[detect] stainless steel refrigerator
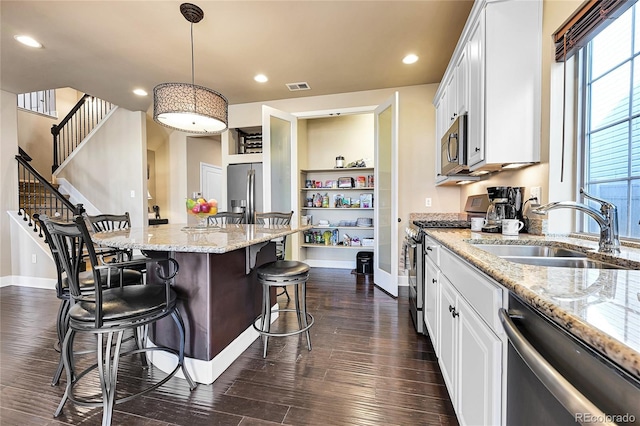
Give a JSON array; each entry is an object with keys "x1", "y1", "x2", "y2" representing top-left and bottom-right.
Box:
[{"x1": 227, "y1": 163, "x2": 263, "y2": 224}]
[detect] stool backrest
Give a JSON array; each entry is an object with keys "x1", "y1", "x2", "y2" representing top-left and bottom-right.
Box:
[
  {"x1": 36, "y1": 214, "x2": 68, "y2": 299},
  {"x1": 254, "y1": 211, "x2": 293, "y2": 260},
  {"x1": 254, "y1": 211, "x2": 293, "y2": 226},
  {"x1": 207, "y1": 211, "x2": 244, "y2": 225},
  {"x1": 85, "y1": 212, "x2": 131, "y2": 232},
  {"x1": 40, "y1": 215, "x2": 102, "y2": 308}
]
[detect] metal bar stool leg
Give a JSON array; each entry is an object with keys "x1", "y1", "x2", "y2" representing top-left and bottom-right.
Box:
[
  {"x1": 171, "y1": 310, "x2": 197, "y2": 390},
  {"x1": 263, "y1": 288, "x2": 272, "y2": 358},
  {"x1": 300, "y1": 281, "x2": 312, "y2": 351}
]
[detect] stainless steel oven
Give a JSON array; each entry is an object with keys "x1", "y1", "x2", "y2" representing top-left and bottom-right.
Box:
[{"x1": 405, "y1": 225, "x2": 424, "y2": 334}]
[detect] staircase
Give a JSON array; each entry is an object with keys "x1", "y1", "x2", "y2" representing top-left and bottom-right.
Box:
[
  {"x1": 16, "y1": 149, "x2": 83, "y2": 236},
  {"x1": 14, "y1": 92, "x2": 113, "y2": 236}
]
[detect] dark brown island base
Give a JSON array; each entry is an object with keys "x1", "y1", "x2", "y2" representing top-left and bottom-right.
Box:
[{"x1": 92, "y1": 222, "x2": 309, "y2": 384}]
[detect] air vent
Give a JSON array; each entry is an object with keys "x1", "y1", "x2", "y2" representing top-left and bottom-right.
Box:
[{"x1": 286, "y1": 82, "x2": 311, "y2": 91}]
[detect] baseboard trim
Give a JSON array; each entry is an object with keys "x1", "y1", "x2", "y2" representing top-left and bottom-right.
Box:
[
  {"x1": 147, "y1": 303, "x2": 279, "y2": 385},
  {"x1": 0, "y1": 275, "x2": 56, "y2": 289}
]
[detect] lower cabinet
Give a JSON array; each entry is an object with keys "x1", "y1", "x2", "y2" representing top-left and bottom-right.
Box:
[
  {"x1": 424, "y1": 258, "x2": 440, "y2": 355},
  {"x1": 433, "y1": 247, "x2": 504, "y2": 426},
  {"x1": 457, "y1": 289, "x2": 502, "y2": 425}
]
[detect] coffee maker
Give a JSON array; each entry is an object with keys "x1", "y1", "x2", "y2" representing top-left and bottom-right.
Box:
[{"x1": 482, "y1": 186, "x2": 524, "y2": 233}]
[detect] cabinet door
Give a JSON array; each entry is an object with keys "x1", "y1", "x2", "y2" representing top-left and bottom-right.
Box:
[
  {"x1": 457, "y1": 296, "x2": 502, "y2": 426},
  {"x1": 434, "y1": 98, "x2": 447, "y2": 183},
  {"x1": 456, "y1": 47, "x2": 468, "y2": 116},
  {"x1": 445, "y1": 73, "x2": 457, "y2": 124},
  {"x1": 425, "y1": 258, "x2": 440, "y2": 356},
  {"x1": 438, "y1": 275, "x2": 458, "y2": 405},
  {"x1": 467, "y1": 11, "x2": 484, "y2": 168}
]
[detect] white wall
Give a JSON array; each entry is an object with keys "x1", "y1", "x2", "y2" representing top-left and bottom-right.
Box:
[
  {"x1": 304, "y1": 114, "x2": 374, "y2": 168},
  {"x1": 55, "y1": 108, "x2": 148, "y2": 228},
  {"x1": 1, "y1": 90, "x2": 19, "y2": 279}
]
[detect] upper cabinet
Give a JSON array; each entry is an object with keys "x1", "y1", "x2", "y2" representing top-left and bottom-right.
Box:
[{"x1": 433, "y1": 0, "x2": 542, "y2": 178}]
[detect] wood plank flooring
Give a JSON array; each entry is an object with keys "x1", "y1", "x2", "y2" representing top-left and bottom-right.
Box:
[{"x1": 0, "y1": 268, "x2": 457, "y2": 425}]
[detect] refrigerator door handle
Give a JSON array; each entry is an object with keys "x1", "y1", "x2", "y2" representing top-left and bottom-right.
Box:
[{"x1": 247, "y1": 169, "x2": 255, "y2": 224}]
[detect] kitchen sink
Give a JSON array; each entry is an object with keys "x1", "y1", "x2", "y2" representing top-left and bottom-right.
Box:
[
  {"x1": 472, "y1": 244, "x2": 586, "y2": 258},
  {"x1": 500, "y1": 256, "x2": 622, "y2": 269},
  {"x1": 472, "y1": 244, "x2": 623, "y2": 269}
]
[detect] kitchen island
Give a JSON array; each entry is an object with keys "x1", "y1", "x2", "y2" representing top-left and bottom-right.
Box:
[{"x1": 92, "y1": 222, "x2": 310, "y2": 384}]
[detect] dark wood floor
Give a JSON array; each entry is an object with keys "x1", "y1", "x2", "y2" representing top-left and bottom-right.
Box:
[{"x1": 0, "y1": 268, "x2": 457, "y2": 426}]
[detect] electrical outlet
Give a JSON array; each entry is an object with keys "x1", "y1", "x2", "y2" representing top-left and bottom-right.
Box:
[
  {"x1": 425, "y1": 197, "x2": 432, "y2": 207},
  {"x1": 530, "y1": 187, "x2": 542, "y2": 203},
  {"x1": 130, "y1": 190, "x2": 135, "y2": 198},
  {"x1": 31, "y1": 254, "x2": 37, "y2": 263}
]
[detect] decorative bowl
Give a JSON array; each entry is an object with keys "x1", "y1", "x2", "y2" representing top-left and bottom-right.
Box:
[{"x1": 186, "y1": 197, "x2": 218, "y2": 221}]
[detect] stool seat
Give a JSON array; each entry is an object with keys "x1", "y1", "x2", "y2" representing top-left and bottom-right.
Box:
[
  {"x1": 254, "y1": 260, "x2": 313, "y2": 358},
  {"x1": 257, "y1": 260, "x2": 309, "y2": 280}
]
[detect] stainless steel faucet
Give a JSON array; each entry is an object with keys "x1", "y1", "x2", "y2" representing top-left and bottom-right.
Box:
[{"x1": 531, "y1": 188, "x2": 620, "y2": 253}]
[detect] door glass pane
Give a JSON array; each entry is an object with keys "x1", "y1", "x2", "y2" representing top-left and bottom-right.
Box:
[
  {"x1": 378, "y1": 105, "x2": 392, "y2": 274},
  {"x1": 270, "y1": 116, "x2": 291, "y2": 212}
]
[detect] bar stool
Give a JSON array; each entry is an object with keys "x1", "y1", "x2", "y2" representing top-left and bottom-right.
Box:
[{"x1": 253, "y1": 260, "x2": 314, "y2": 358}]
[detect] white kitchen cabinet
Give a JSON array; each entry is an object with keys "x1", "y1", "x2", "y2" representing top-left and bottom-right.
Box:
[
  {"x1": 438, "y1": 274, "x2": 459, "y2": 404},
  {"x1": 424, "y1": 236, "x2": 441, "y2": 354},
  {"x1": 433, "y1": 0, "x2": 542, "y2": 175},
  {"x1": 434, "y1": 98, "x2": 448, "y2": 184},
  {"x1": 457, "y1": 292, "x2": 502, "y2": 426},
  {"x1": 430, "y1": 244, "x2": 504, "y2": 426},
  {"x1": 466, "y1": 14, "x2": 484, "y2": 168},
  {"x1": 455, "y1": 47, "x2": 468, "y2": 117},
  {"x1": 470, "y1": 0, "x2": 541, "y2": 172}
]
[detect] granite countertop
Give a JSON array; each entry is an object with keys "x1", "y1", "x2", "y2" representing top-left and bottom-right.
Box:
[
  {"x1": 92, "y1": 223, "x2": 311, "y2": 254},
  {"x1": 422, "y1": 228, "x2": 640, "y2": 381}
]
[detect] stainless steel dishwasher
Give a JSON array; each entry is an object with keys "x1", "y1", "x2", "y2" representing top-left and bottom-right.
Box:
[{"x1": 500, "y1": 294, "x2": 640, "y2": 425}]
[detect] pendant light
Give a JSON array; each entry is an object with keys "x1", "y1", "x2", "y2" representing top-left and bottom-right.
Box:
[{"x1": 153, "y1": 3, "x2": 228, "y2": 134}]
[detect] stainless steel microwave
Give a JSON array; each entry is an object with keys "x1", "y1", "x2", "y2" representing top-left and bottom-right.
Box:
[{"x1": 440, "y1": 114, "x2": 468, "y2": 176}]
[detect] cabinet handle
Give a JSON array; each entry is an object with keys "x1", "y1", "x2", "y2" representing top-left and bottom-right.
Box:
[
  {"x1": 426, "y1": 247, "x2": 433, "y2": 251},
  {"x1": 432, "y1": 278, "x2": 437, "y2": 283},
  {"x1": 449, "y1": 305, "x2": 454, "y2": 313},
  {"x1": 475, "y1": 147, "x2": 480, "y2": 152},
  {"x1": 452, "y1": 309, "x2": 459, "y2": 318}
]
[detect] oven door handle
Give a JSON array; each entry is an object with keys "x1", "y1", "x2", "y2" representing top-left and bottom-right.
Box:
[{"x1": 499, "y1": 309, "x2": 615, "y2": 426}]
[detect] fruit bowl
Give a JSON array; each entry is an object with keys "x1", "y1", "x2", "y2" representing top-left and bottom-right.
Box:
[{"x1": 186, "y1": 197, "x2": 218, "y2": 223}]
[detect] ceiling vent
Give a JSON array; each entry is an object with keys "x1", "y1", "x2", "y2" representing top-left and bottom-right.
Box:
[{"x1": 286, "y1": 82, "x2": 311, "y2": 91}]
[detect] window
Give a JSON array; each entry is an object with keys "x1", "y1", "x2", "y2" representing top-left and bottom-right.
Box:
[
  {"x1": 17, "y1": 89, "x2": 57, "y2": 118},
  {"x1": 580, "y1": 4, "x2": 640, "y2": 239}
]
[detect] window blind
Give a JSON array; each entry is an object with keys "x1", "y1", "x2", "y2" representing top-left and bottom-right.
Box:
[{"x1": 553, "y1": 0, "x2": 636, "y2": 62}]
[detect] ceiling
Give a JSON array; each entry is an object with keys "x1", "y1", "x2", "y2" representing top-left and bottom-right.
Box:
[{"x1": 1, "y1": 1, "x2": 474, "y2": 113}]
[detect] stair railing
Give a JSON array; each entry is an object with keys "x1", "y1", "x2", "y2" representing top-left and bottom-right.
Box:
[
  {"x1": 16, "y1": 150, "x2": 84, "y2": 236},
  {"x1": 51, "y1": 94, "x2": 115, "y2": 173}
]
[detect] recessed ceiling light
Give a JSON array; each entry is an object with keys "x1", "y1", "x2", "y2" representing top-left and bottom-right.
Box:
[
  {"x1": 402, "y1": 54, "x2": 418, "y2": 65},
  {"x1": 14, "y1": 35, "x2": 42, "y2": 48},
  {"x1": 133, "y1": 88, "x2": 148, "y2": 96},
  {"x1": 254, "y1": 74, "x2": 268, "y2": 83}
]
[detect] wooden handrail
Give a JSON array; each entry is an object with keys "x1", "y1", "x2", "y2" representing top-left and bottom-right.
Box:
[{"x1": 51, "y1": 94, "x2": 114, "y2": 173}]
